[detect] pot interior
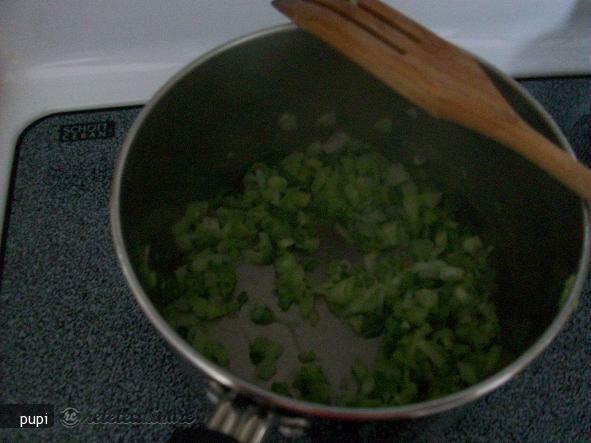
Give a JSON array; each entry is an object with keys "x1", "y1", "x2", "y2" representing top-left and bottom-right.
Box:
[{"x1": 117, "y1": 28, "x2": 583, "y2": 400}]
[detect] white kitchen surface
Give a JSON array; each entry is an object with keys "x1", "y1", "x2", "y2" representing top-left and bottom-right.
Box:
[{"x1": 1, "y1": 0, "x2": 590, "y2": 243}]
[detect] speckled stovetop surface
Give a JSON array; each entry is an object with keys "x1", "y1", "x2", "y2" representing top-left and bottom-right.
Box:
[{"x1": 1, "y1": 78, "x2": 590, "y2": 442}]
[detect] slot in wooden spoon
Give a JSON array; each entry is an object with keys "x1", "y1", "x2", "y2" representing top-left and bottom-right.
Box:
[{"x1": 273, "y1": 0, "x2": 591, "y2": 201}]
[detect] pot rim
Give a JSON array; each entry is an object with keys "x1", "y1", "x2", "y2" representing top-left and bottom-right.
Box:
[{"x1": 110, "y1": 23, "x2": 590, "y2": 420}]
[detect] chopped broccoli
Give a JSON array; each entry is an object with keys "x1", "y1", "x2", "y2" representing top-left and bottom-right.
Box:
[
  {"x1": 192, "y1": 333, "x2": 229, "y2": 368},
  {"x1": 249, "y1": 337, "x2": 283, "y2": 365},
  {"x1": 150, "y1": 123, "x2": 501, "y2": 407},
  {"x1": 292, "y1": 364, "x2": 332, "y2": 404},
  {"x1": 249, "y1": 337, "x2": 284, "y2": 381},
  {"x1": 274, "y1": 253, "x2": 318, "y2": 323},
  {"x1": 255, "y1": 359, "x2": 278, "y2": 381},
  {"x1": 249, "y1": 304, "x2": 275, "y2": 325}
]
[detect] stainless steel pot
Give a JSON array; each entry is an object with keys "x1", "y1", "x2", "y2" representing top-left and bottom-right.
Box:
[{"x1": 111, "y1": 25, "x2": 590, "y2": 442}]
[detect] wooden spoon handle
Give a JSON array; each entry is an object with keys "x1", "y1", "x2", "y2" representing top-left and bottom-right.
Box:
[{"x1": 489, "y1": 119, "x2": 591, "y2": 201}]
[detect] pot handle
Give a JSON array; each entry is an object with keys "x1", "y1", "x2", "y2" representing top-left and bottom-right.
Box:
[
  {"x1": 206, "y1": 397, "x2": 272, "y2": 443},
  {"x1": 168, "y1": 397, "x2": 271, "y2": 443},
  {"x1": 201, "y1": 383, "x2": 310, "y2": 442}
]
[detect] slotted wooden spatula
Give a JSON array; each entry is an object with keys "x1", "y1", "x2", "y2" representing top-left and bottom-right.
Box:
[{"x1": 272, "y1": 0, "x2": 591, "y2": 201}]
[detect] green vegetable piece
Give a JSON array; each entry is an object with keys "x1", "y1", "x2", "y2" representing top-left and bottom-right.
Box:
[
  {"x1": 277, "y1": 237, "x2": 296, "y2": 250},
  {"x1": 434, "y1": 230, "x2": 447, "y2": 248},
  {"x1": 274, "y1": 253, "x2": 315, "y2": 321},
  {"x1": 417, "y1": 340, "x2": 446, "y2": 368},
  {"x1": 191, "y1": 297, "x2": 238, "y2": 320},
  {"x1": 481, "y1": 345, "x2": 501, "y2": 373},
  {"x1": 457, "y1": 361, "x2": 478, "y2": 385},
  {"x1": 193, "y1": 334, "x2": 229, "y2": 368},
  {"x1": 453, "y1": 285, "x2": 470, "y2": 303},
  {"x1": 411, "y1": 239, "x2": 434, "y2": 260},
  {"x1": 245, "y1": 232, "x2": 274, "y2": 265},
  {"x1": 321, "y1": 131, "x2": 349, "y2": 153},
  {"x1": 433, "y1": 328, "x2": 454, "y2": 350},
  {"x1": 378, "y1": 221, "x2": 399, "y2": 246},
  {"x1": 462, "y1": 236, "x2": 483, "y2": 254},
  {"x1": 255, "y1": 360, "x2": 277, "y2": 381},
  {"x1": 249, "y1": 337, "x2": 283, "y2": 366},
  {"x1": 249, "y1": 304, "x2": 275, "y2": 325},
  {"x1": 420, "y1": 192, "x2": 441, "y2": 208},
  {"x1": 250, "y1": 337, "x2": 283, "y2": 381},
  {"x1": 298, "y1": 236, "x2": 320, "y2": 254},
  {"x1": 386, "y1": 163, "x2": 410, "y2": 186},
  {"x1": 298, "y1": 351, "x2": 317, "y2": 363},
  {"x1": 268, "y1": 175, "x2": 288, "y2": 192},
  {"x1": 403, "y1": 192, "x2": 420, "y2": 223},
  {"x1": 412, "y1": 260, "x2": 446, "y2": 279},
  {"x1": 281, "y1": 151, "x2": 307, "y2": 183},
  {"x1": 292, "y1": 364, "x2": 331, "y2": 404},
  {"x1": 348, "y1": 314, "x2": 384, "y2": 338},
  {"x1": 415, "y1": 289, "x2": 438, "y2": 309},
  {"x1": 279, "y1": 188, "x2": 311, "y2": 211},
  {"x1": 439, "y1": 265, "x2": 465, "y2": 281}
]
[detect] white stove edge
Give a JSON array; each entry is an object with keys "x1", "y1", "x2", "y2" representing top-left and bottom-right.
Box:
[{"x1": 1, "y1": 0, "x2": 590, "y2": 246}]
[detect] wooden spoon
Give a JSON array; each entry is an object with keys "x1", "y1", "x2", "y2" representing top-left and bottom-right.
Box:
[{"x1": 272, "y1": 0, "x2": 591, "y2": 201}]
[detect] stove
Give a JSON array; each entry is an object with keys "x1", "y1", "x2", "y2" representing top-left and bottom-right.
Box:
[{"x1": 1, "y1": 1, "x2": 590, "y2": 441}]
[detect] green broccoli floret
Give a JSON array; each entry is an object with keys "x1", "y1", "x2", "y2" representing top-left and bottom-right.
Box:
[
  {"x1": 292, "y1": 364, "x2": 331, "y2": 404},
  {"x1": 250, "y1": 337, "x2": 283, "y2": 365},
  {"x1": 249, "y1": 337, "x2": 284, "y2": 381},
  {"x1": 255, "y1": 359, "x2": 278, "y2": 381},
  {"x1": 192, "y1": 333, "x2": 229, "y2": 368},
  {"x1": 249, "y1": 304, "x2": 275, "y2": 325},
  {"x1": 274, "y1": 253, "x2": 318, "y2": 323}
]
